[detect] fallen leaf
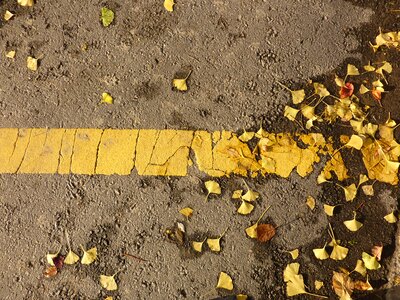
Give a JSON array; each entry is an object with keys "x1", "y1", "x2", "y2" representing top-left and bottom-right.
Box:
[
  {"x1": 236, "y1": 295, "x2": 248, "y2": 300},
  {"x1": 384, "y1": 211, "x2": 398, "y2": 223},
  {"x1": 313, "y1": 244, "x2": 329, "y2": 260},
  {"x1": 364, "y1": 62, "x2": 376, "y2": 72},
  {"x1": 354, "y1": 278, "x2": 373, "y2": 291},
  {"x1": 256, "y1": 223, "x2": 276, "y2": 242},
  {"x1": 329, "y1": 225, "x2": 349, "y2": 261},
  {"x1": 101, "y1": 7, "x2": 114, "y2": 27},
  {"x1": 347, "y1": 64, "x2": 360, "y2": 76},
  {"x1": 288, "y1": 249, "x2": 299, "y2": 260},
  {"x1": 277, "y1": 82, "x2": 305, "y2": 104},
  {"x1": 287, "y1": 274, "x2": 307, "y2": 296},
  {"x1": 179, "y1": 207, "x2": 193, "y2": 218},
  {"x1": 242, "y1": 189, "x2": 259, "y2": 202},
  {"x1": 164, "y1": 0, "x2": 175, "y2": 12},
  {"x1": 64, "y1": 250, "x2": 80, "y2": 265},
  {"x1": 315, "y1": 280, "x2": 324, "y2": 291},
  {"x1": 306, "y1": 196, "x2": 316, "y2": 210},
  {"x1": 100, "y1": 274, "x2": 118, "y2": 291},
  {"x1": 43, "y1": 266, "x2": 58, "y2": 278},
  {"x1": 332, "y1": 271, "x2": 354, "y2": 300},
  {"x1": 216, "y1": 272, "x2": 234, "y2": 290},
  {"x1": 284, "y1": 106, "x2": 299, "y2": 121},
  {"x1": 192, "y1": 240, "x2": 205, "y2": 253},
  {"x1": 371, "y1": 244, "x2": 383, "y2": 261},
  {"x1": 358, "y1": 174, "x2": 369, "y2": 186},
  {"x1": 18, "y1": 0, "x2": 34, "y2": 6},
  {"x1": 340, "y1": 83, "x2": 354, "y2": 99},
  {"x1": 207, "y1": 228, "x2": 227, "y2": 252},
  {"x1": 346, "y1": 135, "x2": 364, "y2": 150},
  {"x1": 101, "y1": 92, "x2": 113, "y2": 104},
  {"x1": 313, "y1": 82, "x2": 330, "y2": 97},
  {"x1": 324, "y1": 204, "x2": 337, "y2": 216},
  {"x1": 173, "y1": 71, "x2": 192, "y2": 91},
  {"x1": 245, "y1": 205, "x2": 271, "y2": 239},
  {"x1": 4, "y1": 10, "x2": 14, "y2": 21},
  {"x1": 81, "y1": 246, "x2": 97, "y2": 265},
  {"x1": 27, "y1": 56, "x2": 38, "y2": 71},
  {"x1": 6, "y1": 50, "x2": 16, "y2": 59},
  {"x1": 237, "y1": 200, "x2": 254, "y2": 215},
  {"x1": 205, "y1": 180, "x2": 221, "y2": 200},
  {"x1": 232, "y1": 190, "x2": 243, "y2": 199},
  {"x1": 239, "y1": 131, "x2": 255, "y2": 142},
  {"x1": 343, "y1": 212, "x2": 363, "y2": 232},
  {"x1": 105, "y1": 297, "x2": 113, "y2": 300},
  {"x1": 340, "y1": 183, "x2": 358, "y2": 202},
  {"x1": 354, "y1": 259, "x2": 367, "y2": 277},
  {"x1": 362, "y1": 252, "x2": 381, "y2": 270},
  {"x1": 284, "y1": 263, "x2": 300, "y2": 282},
  {"x1": 359, "y1": 84, "x2": 370, "y2": 94}
]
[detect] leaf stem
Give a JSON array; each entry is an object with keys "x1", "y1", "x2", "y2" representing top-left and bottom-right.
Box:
[{"x1": 256, "y1": 205, "x2": 271, "y2": 224}]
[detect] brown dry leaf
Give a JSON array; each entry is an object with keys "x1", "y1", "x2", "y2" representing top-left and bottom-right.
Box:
[
  {"x1": 354, "y1": 278, "x2": 373, "y2": 291},
  {"x1": 371, "y1": 244, "x2": 383, "y2": 261},
  {"x1": 100, "y1": 274, "x2": 118, "y2": 291},
  {"x1": 256, "y1": 223, "x2": 276, "y2": 242},
  {"x1": 43, "y1": 266, "x2": 58, "y2": 278},
  {"x1": 306, "y1": 196, "x2": 316, "y2": 210},
  {"x1": 340, "y1": 83, "x2": 354, "y2": 99},
  {"x1": 332, "y1": 271, "x2": 354, "y2": 300},
  {"x1": 216, "y1": 272, "x2": 234, "y2": 290}
]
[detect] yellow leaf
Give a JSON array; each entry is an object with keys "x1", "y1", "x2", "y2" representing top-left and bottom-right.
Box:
[
  {"x1": 216, "y1": 272, "x2": 234, "y2": 290},
  {"x1": 315, "y1": 280, "x2": 324, "y2": 291},
  {"x1": 324, "y1": 204, "x2": 336, "y2": 216},
  {"x1": 363, "y1": 62, "x2": 376, "y2": 72},
  {"x1": 64, "y1": 250, "x2": 80, "y2": 265},
  {"x1": 255, "y1": 125, "x2": 268, "y2": 138},
  {"x1": 283, "y1": 263, "x2": 300, "y2": 282},
  {"x1": 236, "y1": 295, "x2": 248, "y2": 300},
  {"x1": 301, "y1": 105, "x2": 316, "y2": 120},
  {"x1": 335, "y1": 75, "x2": 345, "y2": 87},
  {"x1": 173, "y1": 78, "x2": 188, "y2": 91},
  {"x1": 27, "y1": 56, "x2": 38, "y2": 71},
  {"x1": 362, "y1": 252, "x2": 381, "y2": 270},
  {"x1": 384, "y1": 211, "x2": 398, "y2": 223},
  {"x1": 239, "y1": 131, "x2": 255, "y2": 142},
  {"x1": 332, "y1": 271, "x2": 354, "y2": 300},
  {"x1": 192, "y1": 240, "x2": 205, "y2": 252},
  {"x1": 81, "y1": 246, "x2": 97, "y2": 265},
  {"x1": 291, "y1": 89, "x2": 306, "y2": 104},
  {"x1": 317, "y1": 173, "x2": 329, "y2": 184},
  {"x1": 347, "y1": 64, "x2": 360, "y2": 76},
  {"x1": 362, "y1": 185, "x2": 374, "y2": 196},
  {"x1": 359, "y1": 84, "x2": 370, "y2": 94},
  {"x1": 46, "y1": 251, "x2": 60, "y2": 266},
  {"x1": 242, "y1": 189, "x2": 259, "y2": 202},
  {"x1": 105, "y1": 297, "x2": 113, "y2": 300},
  {"x1": 288, "y1": 249, "x2": 299, "y2": 260},
  {"x1": 100, "y1": 274, "x2": 118, "y2": 291},
  {"x1": 207, "y1": 238, "x2": 222, "y2": 252},
  {"x1": 343, "y1": 212, "x2": 363, "y2": 232},
  {"x1": 205, "y1": 180, "x2": 221, "y2": 200},
  {"x1": 330, "y1": 242, "x2": 349, "y2": 261},
  {"x1": 237, "y1": 200, "x2": 254, "y2": 215},
  {"x1": 6, "y1": 50, "x2": 16, "y2": 59},
  {"x1": 306, "y1": 196, "x2": 316, "y2": 210},
  {"x1": 164, "y1": 0, "x2": 175, "y2": 12},
  {"x1": 286, "y1": 274, "x2": 307, "y2": 296},
  {"x1": 101, "y1": 7, "x2": 115, "y2": 27},
  {"x1": 341, "y1": 183, "x2": 357, "y2": 202},
  {"x1": 4, "y1": 10, "x2": 14, "y2": 21},
  {"x1": 375, "y1": 61, "x2": 393, "y2": 76},
  {"x1": 179, "y1": 207, "x2": 193, "y2": 218},
  {"x1": 358, "y1": 174, "x2": 369, "y2": 186},
  {"x1": 354, "y1": 259, "x2": 367, "y2": 277},
  {"x1": 346, "y1": 135, "x2": 364, "y2": 150},
  {"x1": 18, "y1": 0, "x2": 34, "y2": 6},
  {"x1": 313, "y1": 82, "x2": 330, "y2": 97},
  {"x1": 313, "y1": 245, "x2": 329, "y2": 260},
  {"x1": 245, "y1": 223, "x2": 258, "y2": 239},
  {"x1": 232, "y1": 190, "x2": 243, "y2": 199},
  {"x1": 284, "y1": 106, "x2": 299, "y2": 121},
  {"x1": 101, "y1": 92, "x2": 113, "y2": 104}
]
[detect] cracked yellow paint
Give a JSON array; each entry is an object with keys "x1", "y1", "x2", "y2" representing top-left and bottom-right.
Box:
[
  {"x1": 58, "y1": 129, "x2": 76, "y2": 174},
  {"x1": 71, "y1": 129, "x2": 103, "y2": 175},
  {"x1": 96, "y1": 129, "x2": 139, "y2": 175},
  {"x1": 0, "y1": 128, "x2": 19, "y2": 173},
  {"x1": 191, "y1": 131, "x2": 213, "y2": 172},
  {"x1": 3, "y1": 129, "x2": 32, "y2": 173}
]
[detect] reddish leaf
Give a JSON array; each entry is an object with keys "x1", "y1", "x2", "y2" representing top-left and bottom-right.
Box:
[
  {"x1": 53, "y1": 255, "x2": 65, "y2": 270},
  {"x1": 340, "y1": 82, "x2": 354, "y2": 99},
  {"x1": 256, "y1": 224, "x2": 276, "y2": 242},
  {"x1": 43, "y1": 266, "x2": 58, "y2": 278},
  {"x1": 371, "y1": 90, "x2": 382, "y2": 106}
]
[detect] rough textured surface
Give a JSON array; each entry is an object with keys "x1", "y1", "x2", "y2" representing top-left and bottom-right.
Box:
[{"x1": 0, "y1": 0, "x2": 399, "y2": 299}]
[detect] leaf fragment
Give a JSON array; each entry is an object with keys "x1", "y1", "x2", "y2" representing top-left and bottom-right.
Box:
[
  {"x1": 101, "y1": 7, "x2": 115, "y2": 27},
  {"x1": 27, "y1": 56, "x2": 38, "y2": 71},
  {"x1": 179, "y1": 207, "x2": 193, "y2": 218},
  {"x1": 101, "y1": 92, "x2": 113, "y2": 104},
  {"x1": 43, "y1": 266, "x2": 58, "y2": 278},
  {"x1": 284, "y1": 106, "x2": 299, "y2": 121},
  {"x1": 315, "y1": 280, "x2": 324, "y2": 291},
  {"x1": 362, "y1": 252, "x2": 381, "y2": 270},
  {"x1": 6, "y1": 50, "x2": 16, "y2": 59},
  {"x1": 306, "y1": 196, "x2": 316, "y2": 210},
  {"x1": 80, "y1": 246, "x2": 97, "y2": 265},
  {"x1": 100, "y1": 274, "x2": 118, "y2": 291},
  {"x1": 216, "y1": 272, "x2": 234, "y2": 290},
  {"x1": 384, "y1": 211, "x2": 398, "y2": 223},
  {"x1": 4, "y1": 10, "x2": 14, "y2": 21},
  {"x1": 288, "y1": 249, "x2": 299, "y2": 260},
  {"x1": 64, "y1": 250, "x2": 80, "y2": 265},
  {"x1": 164, "y1": 0, "x2": 175, "y2": 12},
  {"x1": 354, "y1": 259, "x2": 367, "y2": 277},
  {"x1": 371, "y1": 244, "x2": 383, "y2": 261},
  {"x1": 18, "y1": 0, "x2": 34, "y2": 7}
]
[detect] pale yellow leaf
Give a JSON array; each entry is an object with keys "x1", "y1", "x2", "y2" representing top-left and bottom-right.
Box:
[
  {"x1": 363, "y1": 62, "x2": 376, "y2": 72},
  {"x1": 207, "y1": 237, "x2": 222, "y2": 252},
  {"x1": 245, "y1": 223, "x2": 258, "y2": 239},
  {"x1": 306, "y1": 196, "x2": 316, "y2": 210},
  {"x1": 192, "y1": 241, "x2": 204, "y2": 252},
  {"x1": 64, "y1": 250, "x2": 80, "y2": 265},
  {"x1": 362, "y1": 185, "x2": 374, "y2": 196},
  {"x1": 343, "y1": 212, "x2": 363, "y2": 232},
  {"x1": 27, "y1": 56, "x2": 38, "y2": 71},
  {"x1": 242, "y1": 189, "x2": 259, "y2": 202},
  {"x1": 384, "y1": 211, "x2": 398, "y2": 223},
  {"x1": 342, "y1": 183, "x2": 357, "y2": 202},
  {"x1": 288, "y1": 249, "x2": 299, "y2": 260},
  {"x1": 179, "y1": 207, "x2": 193, "y2": 218},
  {"x1": 6, "y1": 50, "x2": 16, "y2": 59},
  {"x1": 239, "y1": 131, "x2": 255, "y2": 142},
  {"x1": 331, "y1": 243, "x2": 349, "y2": 261},
  {"x1": 358, "y1": 174, "x2": 369, "y2": 186},
  {"x1": 354, "y1": 259, "x2": 367, "y2": 277},
  {"x1": 283, "y1": 263, "x2": 300, "y2": 282},
  {"x1": 313, "y1": 245, "x2": 329, "y2": 260},
  {"x1": 286, "y1": 274, "x2": 307, "y2": 296},
  {"x1": 359, "y1": 84, "x2": 370, "y2": 94},
  {"x1": 101, "y1": 92, "x2": 113, "y2": 104},
  {"x1": 284, "y1": 106, "x2": 299, "y2": 121},
  {"x1": 347, "y1": 64, "x2": 360, "y2": 76},
  {"x1": 18, "y1": 0, "x2": 34, "y2": 6},
  {"x1": 313, "y1": 82, "x2": 330, "y2": 97},
  {"x1": 173, "y1": 78, "x2": 187, "y2": 91},
  {"x1": 100, "y1": 274, "x2": 118, "y2": 291},
  {"x1": 301, "y1": 105, "x2": 315, "y2": 120},
  {"x1": 362, "y1": 252, "x2": 381, "y2": 270},
  {"x1": 324, "y1": 204, "x2": 336, "y2": 216},
  {"x1": 46, "y1": 252, "x2": 59, "y2": 266},
  {"x1": 216, "y1": 272, "x2": 234, "y2": 290},
  {"x1": 205, "y1": 180, "x2": 221, "y2": 196},
  {"x1": 315, "y1": 280, "x2": 324, "y2": 291},
  {"x1": 4, "y1": 10, "x2": 14, "y2": 21},
  {"x1": 232, "y1": 190, "x2": 243, "y2": 199},
  {"x1": 81, "y1": 246, "x2": 97, "y2": 265},
  {"x1": 291, "y1": 89, "x2": 306, "y2": 104},
  {"x1": 335, "y1": 76, "x2": 345, "y2": 87},
  {"x1": 237, "y1": 201, "x2": 254, "y2": 215},
  {"x1": 164, "y1": 0, "x2": 175, "y2": 12},
  {"x1": 346, "y1": 135, "x2": 364, "y2": 150}
]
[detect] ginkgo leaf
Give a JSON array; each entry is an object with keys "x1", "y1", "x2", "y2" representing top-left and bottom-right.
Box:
[
  {"x1": 216, "y1": 272, "x2": 234, "y2": 290},
  {"x1": 164, "y1": 0, "x2": 175, "y2": 12},
  {"x1": 27, "y1": 56, "x2": 38, "y2": 71},
  {"x1": 192, "y1": 240, "x2": 205, "y2": 252},
  {"x1": 332, "y1": 271, "x2": 354, "y2": 300},
  {"x1": 384, "y1": 211, "x2": 398, "y2": 223},
  {"x1": 47, "y1": 251, "x2": 60, "y2": 266},
  {"x1": 288, "y1": 249, "x2": 299, "y2": 260},
  {"x1": 335, "y1": 75, "x2": 345, "y2": 87},
  {"x1": 362, "y1": 252, "x2": 381, "y2": 270},
  {"x1": 313, "y1": 244, "x2": 329, "y2": 260},
  {"x1": 81, "y1": 246, "x2": 97, "y2": 265},
  {"x1": 301, "y1": 105, "x2": 316, "y2": 120},
  {"x1": 324, "y1": 204, "x2": 337, "y2": 216},
  {"x1": 207, "y1": 238, "x2": 222, "y2": 252},
  {"x1": 205, "y1": 180, "x2": 221, "y2": 200},
  {"x1": 237, "y1": 201, "x2": 254, "y2": 215},
  {"x1": 101, "y1": 7, "x2": 115, "y2": 27},
  {"x1": 358, "y1": 174, "x2": 369, "y2": 186},
  {"x1": 359, "y1": 84, "x2": 370, "y2": 94},
  {"x1": 306, "y1": 196, "x2": 316, "y2": 210},
  {"x1": 347, "y1": 64, "x2": 360, "y2": 76},
  {"x1": 284, "y1": 106, "x2": 299, "y2": 121},
  {"x1": 354, "y1": 259, "x2": 367, "y2": 277},
  {"x1": 101, "y1": 92, "x2": 113, "y2": 104},
  {"x1": 105, "y1": 297, "x2": 113, "y2": 300},
  {"x1": 364, "y1": 62, "x2": 376, "y2": 72},
  {"x1": 291, "y1": 90, "x2": 306, "y2": 104},
  {"x1": 331, "y1": 242, "x2": 349, "y2": 261},
  {"x1": 286, "y1": 274, "x2": 307, "y2": 296},
  {"x1": 242, "y1": 189, "x2": 259, "y2": 202},
  {"x1": 346, "y1": 135, "x2": 364, "y2": 150},
  {"x1": 283, "y1": 263, "x2": 300, "y2": 282},
  {"x1": 64, "y1": 250, "x2": 80, "y2": 265},
  {"x1": 313, "y1": 82, "x2": 330, "y2": 97},
  {"x1": 245, "y1": 206, "x2": 271, "y2": 239},
  {"x1": 317, "y1": 173, "x2": 329, "y2": 184},
  {"x1": 4, "y1": 10, "x2": 14, "y2": 21},
  {"x1": 341, "y1": 183, "x2": 357, "y2": 202},
  {"x1": 6, "y1": 50, "x2": 16, "y2": 59},
  {"x1": 239, "y1": 131, "x2": 255, "y2": 142},
  {"x1": 354, "y1": 278, "x2": 373, "y2": 291},
  {"x1": 100, "y1": 274, "x2": 118, "y2": 291},
  {"x1": 18, "y1": 0, "x2": 34, "y2": 6},
  {"x1": 173, "y1": 71, "x2": 193, "y2": 92},
  {"x1": 232, "y1": 190, "x2": 243, "y2": 199},
  {"x1": 315, "y1": 280, "x2": 324, "y2": 290},
  {"x1": 343, "y1": 212, "x2": 363, "y2": 232},
  {"x1": 179, "y1": 207, "x2": 193, "y2": 218},
  {"x1": 375, "y1": 62, "x2": 393, "y2": 77},
  {"x1": 255, "y1": 125, "x2": 268, "y2": 138}
]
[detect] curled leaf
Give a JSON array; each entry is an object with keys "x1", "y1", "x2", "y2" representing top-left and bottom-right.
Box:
[{"x1": 288, "y1": 249, "x2": 299, "y2": 260}]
